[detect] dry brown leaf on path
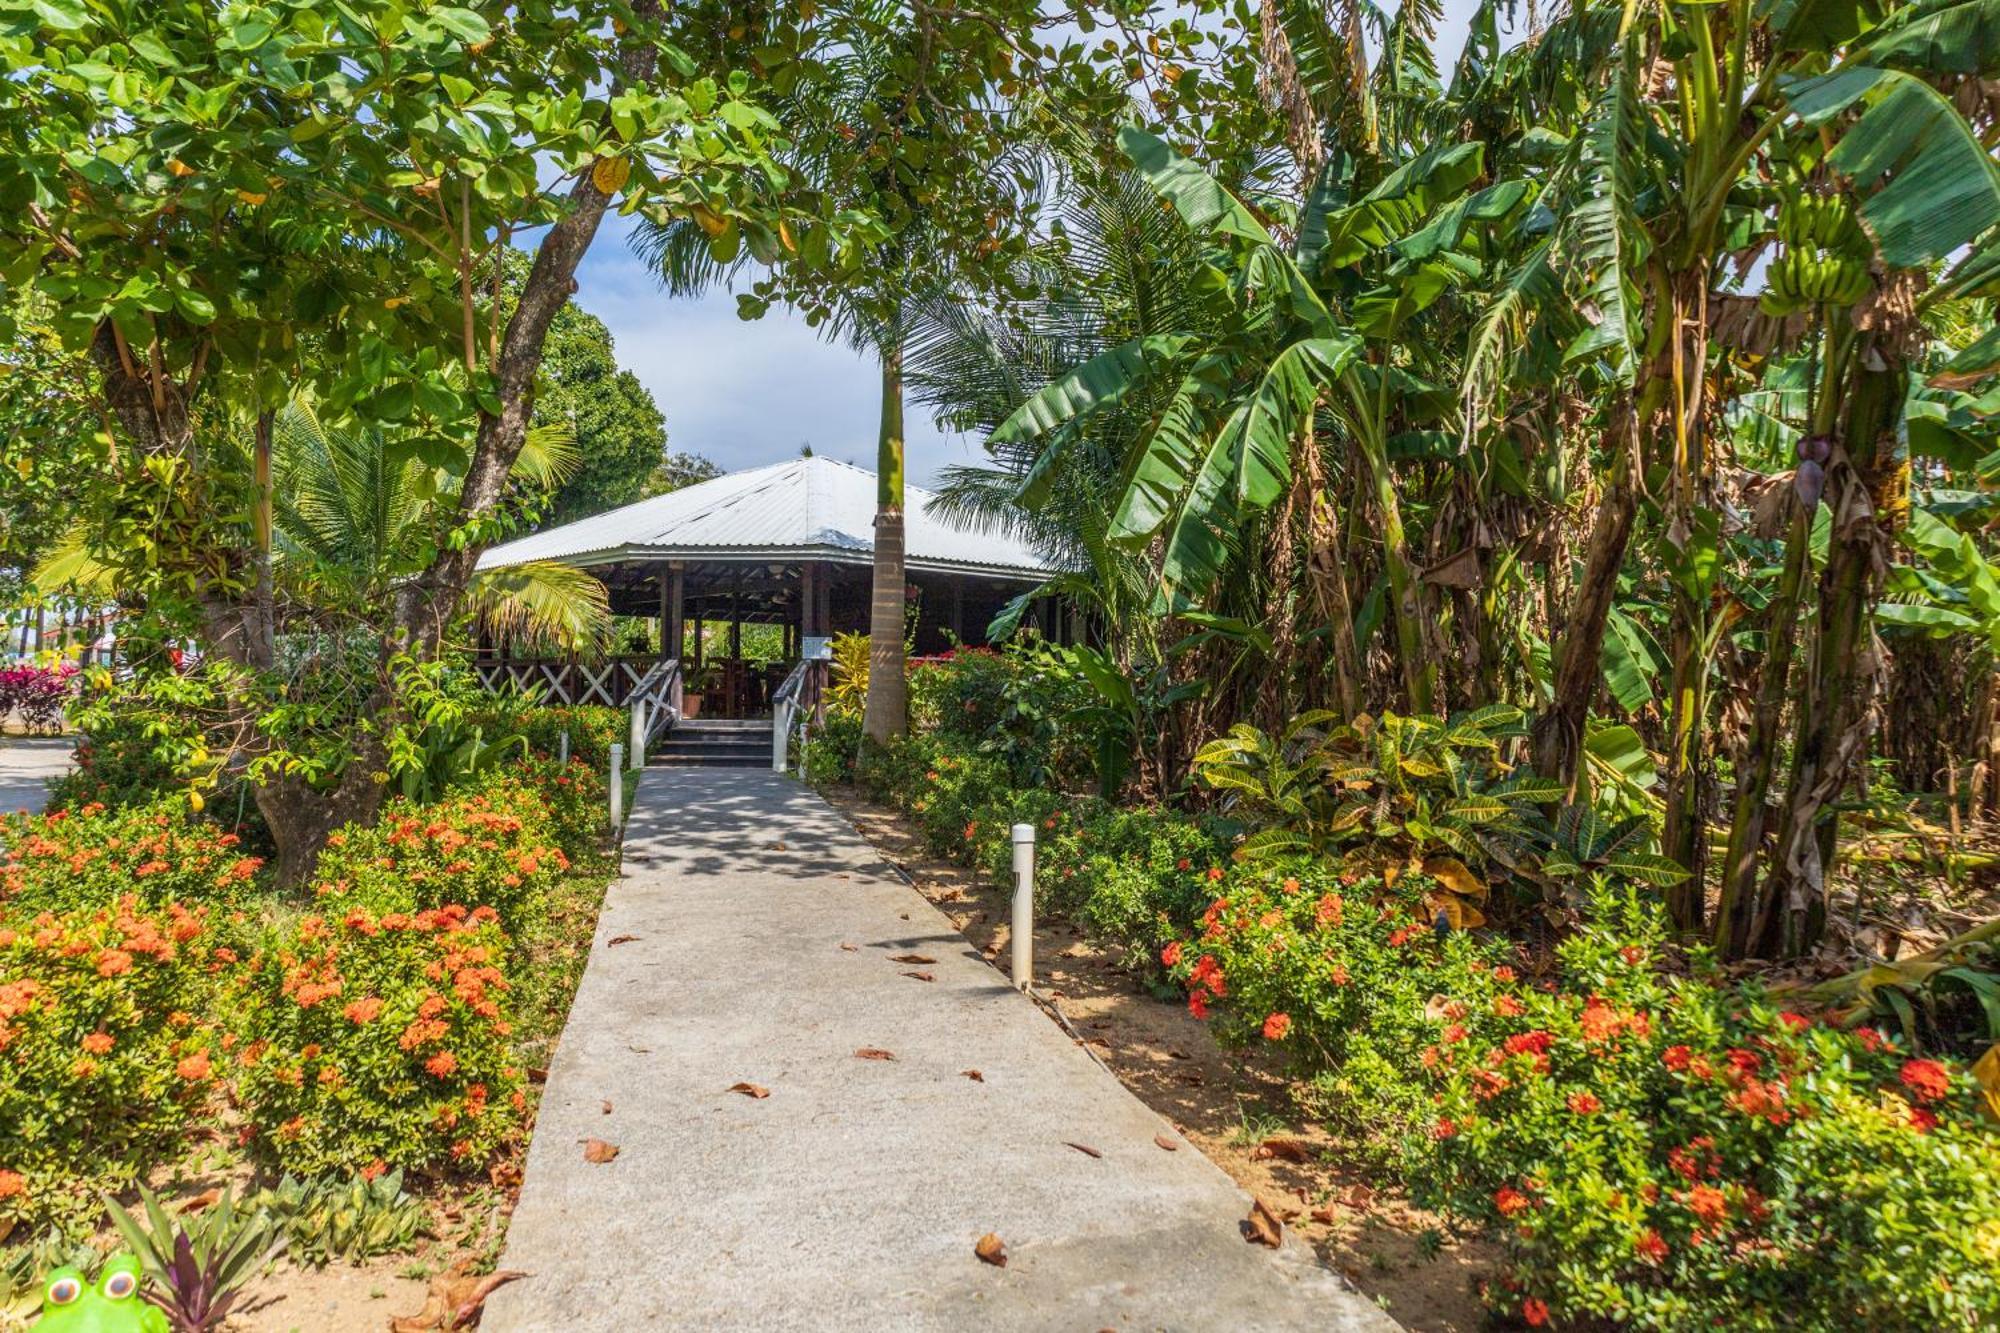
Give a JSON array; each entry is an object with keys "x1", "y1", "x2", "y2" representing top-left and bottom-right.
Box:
[
  {"x1": 901, "y1": 970, "x2": 935, "y2": 982},
  {"x1": 1242, "y1": 1199, "x2": 1284, "y2": 1248},
  {"x1": 839, "y1": 942, "x2": 858, "y2": 951},
  {"x1": 1340, "y1": 1183, "x2": 1376, "y2": 1210},
  {"x1": 601, "y1": 1100, "x2": 613, "y2": 1115},
  {"x1": 961, "y1": 1069, "x2": 984, "y2": 1081},
  {"x1": 389, "y1": 1263, "x2": 527, "y2": 1331},
  {"x1": 1310, "y1": 1205, "x2": 1338, "y2": 1225},
  {"x1": 1153, "y1": 1133, "x2": 1180, "y2": 1152},
  {"x1": 582, "y1": 1139, "x2": 619, "y2": 1164},
  {"x1": 178, "y1": 1187, "x2": 222, "y2": 1213},
  {"x1": 527, "y1": 1067, "x2": 549, "y2": 1084},
  {"x1": 1064, "y1": 1141, "x2": 1102, "y2": 1159},
  {"x1": 728, "y1": 1081, "x2": 770, "y2": 1099},
  {"x1": 974, "y1": 1233, "x2": 1008, "y2": 1268},
  {"x1": 854, "y1": 1048, "x2": 896, "y2": 1061},
  {"x1": 889, "y1": 953, "x2": 936, "y2": 964},
  {"x1": 607, "y1": 934, "x2": 640, "y2": 947}
]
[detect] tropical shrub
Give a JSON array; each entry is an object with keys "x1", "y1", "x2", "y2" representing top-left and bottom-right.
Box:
[
  {"x1": 466, "y1": 754, "x2": 607, "y2": 865},
  {"x1": 486, "y1": 703, "x2": 623, "y2": 773},
  {"x1": 308, "y1": 791, "x2": 567, "y2": 931},
  {"x1": 230, "y1": 904, "x2": 525, "y2": 1178},
  {"x1": 0, "y1": 804, "x2": 265, "y2": 917},
  {"x1": 0, "y1": 663, "x2": 75, "y2": 734},
  {"x1": 0, "y1": 899, "x2": 223, "y2": 1230},
  {"x1": 1412, "y1": 894, "x2": 2000, "y2": 1329}
]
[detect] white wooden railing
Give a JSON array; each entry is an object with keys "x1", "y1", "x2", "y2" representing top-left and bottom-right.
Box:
[{"x1": 771, "y1": 658, "x2": 827, "y2": 774}]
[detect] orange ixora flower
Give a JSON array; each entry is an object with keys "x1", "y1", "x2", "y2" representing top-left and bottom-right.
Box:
[
  {"x1": 344, "y1": 996, "x2": 385, "y2": 1024},
  {"x1": 1494, "y1": 1186, "x2": 1532, "y2": 1217},
  {"x1": 425, "y1": 1051, "x2": 460, "y2": 1078},
  {"x1": 1262, "y1": 1012, "x2": 1292, "y2": 1041},
  {"x1": 0, "y1": 1169, "x2": 25, "y2": 1199},
  {"x1": 81, "y1": 1031, "x2": 115, "y2": 1056},
  {"x1": 1899, "y1": 1058, "x2": 1951, "y2": 1104},
  {"x1": 94, "y1": 949, "x2": 134, "y2": 977},
  {"x1": 176, "y1": 1051, "x2": 212, "y2": 1082}
]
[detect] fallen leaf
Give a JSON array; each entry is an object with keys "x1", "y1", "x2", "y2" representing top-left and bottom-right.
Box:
[
  {"x1": 527, "y1": 1067, "x2": 549, "y2": 1084},
  {"x1": 840, "y1": 942, "x2": 858, "y2": 952},
  {"x1": 600, "y1": 1100, "x2": 613, "y2": 1115},
  {"x1": 901, "y1": 970, "x2": 935, "y2": 982},
  {"x1": 854, "y1": 1048, "x2": 896, "y2": 1061},
  {"x1": 889, "y1": 953, "x2": 937, "y2": 964},
  {"x1": 1153, "y1": 1133, "x2": 1180, "y2": 1152},
  {"x1": 178, "y1": 1188, "x2": 222, "y2": 1213},
  {"x1": 1243, "y1": 1199, "x2": 1283, "y2": 1248},
  {"x1": 1167, "y1": 1049, "x2": 1192, "y2": 1060},
  {"x1": 607, "y1": 934, "x2": 640, "y2": 947},
  {"x1": 1341, "y1": 1183, "x2": 1376, "y2": 1210},
  {"x1": 1311, "y1": 1206, "x2": 1338, "y2": 1226},
  {"x1": 961, "y1": 1069, "x2": 984, "y2": 1082},
  {"x1": 974, "y1": 1233, "x2": 1008, "y2": 1267},
  {"x1": 487, "y1": 1159, "x2": 522, "y2": 1191},
  {"x1": 769, "y1": 842, "x2": 787, "y2": 850},
  {"x1": 1254, "y1": 1138, "x2": 1311, "y2": 1164},
  {"x1": 390, "y1": 1262, "x2": 527, "y2": 1331},
  {"x1": 1065, "y1": 1141, "x2": 1103, "y2": 1159},
  {"x1": 582, "y1": 1139, "x2": 619, "y2": 1164},
  {"x1": 728, "y1": 1082, "x2": 770, "y2": 1099}
]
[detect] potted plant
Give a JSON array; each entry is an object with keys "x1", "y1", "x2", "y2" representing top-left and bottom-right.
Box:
[{"x1": 682, "y1": 663, "x2": 720, "y2": 719}]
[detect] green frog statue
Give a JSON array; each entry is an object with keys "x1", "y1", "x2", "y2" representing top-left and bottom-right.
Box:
[{"x1": 30, "y1": 1256, "x2": 167, "y2": 1332}]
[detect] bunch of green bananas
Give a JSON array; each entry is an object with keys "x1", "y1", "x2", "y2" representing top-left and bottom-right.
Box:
[{"x1": 1762, "y1": 193, "x2": 1872, "y2": 315}]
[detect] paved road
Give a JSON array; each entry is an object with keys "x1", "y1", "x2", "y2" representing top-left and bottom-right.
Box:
[
  {"x1": 486, "y1": 768, "x2": 1395, "y2": 1332},
  {"x1": 0, "y1": 736, "x2": 70, "y2": 817}
]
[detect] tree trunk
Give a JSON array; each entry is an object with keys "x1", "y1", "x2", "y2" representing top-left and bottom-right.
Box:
[
  {"x1": 863, "y1": 345, "x2": 908, "y2": 744},
  {"x1": 1301, "y1": 426, "x2": 1363, "y2": 719},
  {"x1": 1752, "y1": 332, "x2": 1905, "y2": 958},
  {"x1": 1531, "y1": 432, "x2": 1637, "y2": 787},
  {"x1": 1712, "y1": 504, "x2": 1811, "y2": 958}
]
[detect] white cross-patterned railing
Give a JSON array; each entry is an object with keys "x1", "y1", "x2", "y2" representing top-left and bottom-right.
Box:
[
  {"x1": 471, "y1": 656, "x2": 665, "y2": 708},
  {"x1": 628, "y1": 658, "x2": 683, "y2": 754}
]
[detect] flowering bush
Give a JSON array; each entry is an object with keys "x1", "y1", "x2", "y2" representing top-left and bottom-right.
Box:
[
  {"x1": 0, "y1": 662, "x2": 76, "y2": 734},
  {"x1": 1406, "y1": 893, "x2": 2000, "y2": 1329},
  {"x1": 458, "y1": 754, "x2": 606, "y2": 865},
  {"x1": 309, "y1": 791, "x2": 567, "y2": 931},
  {"x1": 0, "y1": 803, "x2": 265, "y2": 916},
  {"x1": 230, "y1": 905, "x2": 525, "y2": 1177},
  {"x1": 468, "y1": 701, "x2": 623, "y2": 774},
  {"x1": 0, "y1": 898, "x2": 223, "y2": 1230},
  {"x1": 1161, "y1": 873, "x2": 2000, "y2": 1327}
]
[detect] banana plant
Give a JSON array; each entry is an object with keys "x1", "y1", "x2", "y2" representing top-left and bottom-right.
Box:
[{"x1": 987, "y1": 125, "x2": 1532, "y2": 714}]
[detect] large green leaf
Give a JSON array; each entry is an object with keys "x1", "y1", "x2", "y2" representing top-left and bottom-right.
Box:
[
  {"x1": 1109, "y1": 364, "x2": 1219, "y2": 543},
  {"x1": 1600, "y1": 605, "x2": 1660, "y2": 714},
  {"x1": 1856, "y1": 0, "x2": 2000, "y2": 74},
  {"x1": 1318, "y1": 143, "x2": 1487, "y2": 269},
  {"x1": 1117, "y1": 126, "x2": 1273, "y2": 245},
  {"x1": 990, "y1": 334, "x2": 1193, "y2": 506},
  {"x1": 1559, "y1": 55, "x2": 1648, "y2": 379},
  {"x1": 1787, "y1": 66, "x2": 2000, "y2": 267}
]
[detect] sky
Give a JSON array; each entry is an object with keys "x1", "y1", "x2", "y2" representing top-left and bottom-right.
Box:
[{"x1": 568, "y1": 2, "x2": 1492, "y2": 488}]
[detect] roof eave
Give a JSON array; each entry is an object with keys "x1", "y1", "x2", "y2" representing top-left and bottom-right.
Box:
[{"x1": 477, "y1": 542, "x2": 1050, "y2": 583}]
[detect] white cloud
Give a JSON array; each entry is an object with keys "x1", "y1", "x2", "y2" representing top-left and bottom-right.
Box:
[{"x1": 571, "y1": 213, "x2": 979, "y2": 487}]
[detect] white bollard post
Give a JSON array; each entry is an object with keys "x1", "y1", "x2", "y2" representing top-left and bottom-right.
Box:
[
  {"x1": 557, "y1": 729, "x2": 570, "y2": 766},
  {"x1": 629, "y1": 699, "x2": 646, "y2": 769},
  {"x1": 609, "y1": 743, "x2": 624, "y2": 831},
  {"x1": 1011, "y1": 823, "x2": 1036, "y2": 991}
]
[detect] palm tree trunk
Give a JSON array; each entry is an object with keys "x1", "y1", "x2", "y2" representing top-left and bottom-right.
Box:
[{"x1": 863, "y1": 344, "x2": 909, "y2": 743}]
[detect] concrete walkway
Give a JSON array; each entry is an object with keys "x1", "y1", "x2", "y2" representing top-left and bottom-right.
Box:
[
  {"x1": 0, "y1": 737, "x2": 70, "y2": 816},
  {"x1": 487, "y1": 769, "x2": 1395, "y2": 1331}
]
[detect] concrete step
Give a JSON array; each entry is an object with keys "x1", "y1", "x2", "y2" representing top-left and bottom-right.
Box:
[{"x1": 651, "y1": 725, "x2": 773, "y2": 768}]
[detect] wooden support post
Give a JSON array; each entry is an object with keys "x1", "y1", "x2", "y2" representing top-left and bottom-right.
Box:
[
  {"x1": 728, "y1": 584, "x2": 742, "y2": 660},
  {"x1": 663, "y1": 563, "x2": 684, "y2": 660},
  {"x1": 951, "y1": 581, "x2": 964, "y2": 646}
]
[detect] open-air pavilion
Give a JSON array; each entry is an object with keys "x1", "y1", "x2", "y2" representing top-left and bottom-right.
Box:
[{"x1": 473, "y1": 456, "x2": 1063, "y2": 719}]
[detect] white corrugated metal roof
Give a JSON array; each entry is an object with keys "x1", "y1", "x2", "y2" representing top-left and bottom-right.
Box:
[{"x1": 477, "y1": 456, "x2": 1053, "y2": 580}]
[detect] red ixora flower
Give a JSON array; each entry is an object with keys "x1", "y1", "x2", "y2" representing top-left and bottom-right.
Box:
[
  {"x1": 1566, "y1": 1092, "x2": 1602, "y2": 1116},
  {"x1": 1661, "y1": 1044, "x2": 1692, "y2": 1072},
  {"x1": 1494, "y1": 1186, "x2": 1532, "y2": 1217},
  {"x1": 1262, "y1": 1012, "x2": 1291, "y2": 1041},
  {"x1": 1899, "y1": 1058, "x2": 1951, "y2": 1104},
  {"x1": 1777, "y1": 1011, "x2": 1810, "y2": 1033},
  {"x1": 1634, "y1": 1228, "x2": 1668, "y2": 1265},
  {"x1": 1907, "y1": 1105, "x2": 1939, "y2": 1134},
  {"x1": 1187, "y1": 989, "x2": 1210, "y2": 1021},
  {"x1": 1522, "y1": 1297, "x2": 1549, "y2": 1326},
  {"x1": 1160, "y1": 941, "x2": 1183, "y2": 968}
]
